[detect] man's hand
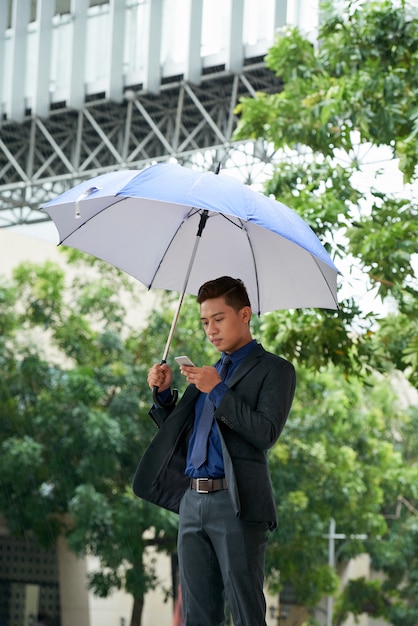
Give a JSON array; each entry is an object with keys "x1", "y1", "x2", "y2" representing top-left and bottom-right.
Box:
[
  {"x1": 147, "y1": 363, "x2": 173, "y2": 392},
  {"x1": 180, "y1": 365, "x2": 221, "y2": 393}
]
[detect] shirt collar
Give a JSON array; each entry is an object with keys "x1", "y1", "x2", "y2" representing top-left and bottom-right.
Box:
[{"x1": 222, "y1": 339, "x2": 257, "y2": 366}]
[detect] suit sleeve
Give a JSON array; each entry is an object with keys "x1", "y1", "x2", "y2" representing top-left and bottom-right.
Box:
[
  {"x1": 149, "y1": 400, "x2": 175, "y2": 427},
  {"x1": 215, "y1": 355, "x2": 296, "y2": 451}
]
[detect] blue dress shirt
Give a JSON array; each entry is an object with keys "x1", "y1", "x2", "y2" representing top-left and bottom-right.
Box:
[{"x1": 185, "y1": 339, "x2": 257, "y2": 478}]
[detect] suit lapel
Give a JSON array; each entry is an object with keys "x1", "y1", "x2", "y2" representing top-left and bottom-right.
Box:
[{"x1": 227, "y1": 343, "x2": 264, "y2": 387}]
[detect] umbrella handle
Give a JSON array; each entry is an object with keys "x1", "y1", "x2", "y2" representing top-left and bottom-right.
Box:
[
  {"x1": 152, "y1": 385, "x2": 178, "y2": 409},
  {"x1": 152, "y1": 358, "x2": 178, "y2": 409}
]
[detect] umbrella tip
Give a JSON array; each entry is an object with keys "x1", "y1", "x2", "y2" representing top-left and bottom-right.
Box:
[
  {"x1": 214, "y1": 162, "x2": 221, "y2": 175},
  {"x1": 75, "y1": 185, "x2": 101, "y2": 219}
]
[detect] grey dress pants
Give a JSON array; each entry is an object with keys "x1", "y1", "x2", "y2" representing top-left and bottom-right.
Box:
[{"x1": 178, "y1": 487, "x2": 269, "y2": 626}]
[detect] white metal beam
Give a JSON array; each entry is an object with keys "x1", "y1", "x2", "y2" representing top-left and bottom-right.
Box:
[
  {"x1": 185, "y1": 0, "x2": 203, "y2": 84},
  {"x1": 7, "y1": 0, "x2": 31, "y2": 122},
  {"x1": 133, "y1": 99, "x2": 175, "y2": 155},
  {"x1": 107, "y1": 0, "x2": 126, "y2": 101},
  {"x1": 227, "y1": 0, "x2": 245, "y2": 73},
  {"x1": 0, "y1": 4, "x2": 7, "y2": 119},
  {"x1": 32, "y1": 0, "x2": 55, "y2": 117},
  {"x1": 82, "y1": 108, "x2": 124, "y2": 164},
  {"x1": 35, "y1": 118, "x2": 76, "y2": 173},
  {"x1": 68, "y1": 0, "x2": 89, "y2": 110},
  {"x1": 183, "y1": 82, "x2": 227, "y2": 144},
  {"x1": 274, "y1": 0, "x2": 288, "y2": 29},
  {"x1": 0, "y1": 138, "x2": 30, "y2": 182},
  {"x1": 143, "y1": 0, "x2": 163, "y2": 93}
]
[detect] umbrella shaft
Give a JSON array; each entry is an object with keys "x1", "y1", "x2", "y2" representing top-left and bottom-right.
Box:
[
  {"x1": 162, "y1": 290, "x2": 186, "y2": 362},
  {"x1": 161, "y1": 209, "x2": 209, "y2": 361}
]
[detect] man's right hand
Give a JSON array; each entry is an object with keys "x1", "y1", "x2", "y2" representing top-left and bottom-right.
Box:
[{"x1": 147, "y1": 363, "x2": 173, "y2": 392}]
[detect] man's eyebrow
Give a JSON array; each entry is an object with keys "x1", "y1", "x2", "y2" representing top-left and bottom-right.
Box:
[{"x1": 200, "y1": 311, "x2": 225, "y2": 321}]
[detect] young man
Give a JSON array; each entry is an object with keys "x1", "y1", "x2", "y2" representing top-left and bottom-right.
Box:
[{"x1": 133, "y1": 276, "x2": 296, "y2": 626}]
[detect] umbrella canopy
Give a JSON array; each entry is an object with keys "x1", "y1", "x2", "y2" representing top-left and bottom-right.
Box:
[{"x1": 42, "y1": 162, "x2": 338, "y2": 316}]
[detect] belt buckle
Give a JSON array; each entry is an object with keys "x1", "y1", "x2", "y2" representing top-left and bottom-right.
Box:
[{"x1": 196, "y1": 478, "x2": 209, "y2": 493}]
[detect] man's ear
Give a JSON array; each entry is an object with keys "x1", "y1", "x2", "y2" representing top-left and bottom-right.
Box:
[{"x1": 241, "y1": 306, "x2": 252, "y2": 324}]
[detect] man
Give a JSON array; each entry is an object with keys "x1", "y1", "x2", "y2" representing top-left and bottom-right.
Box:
[{"x1": 133, "y1": 276, "x2": 296, "y2": 626}]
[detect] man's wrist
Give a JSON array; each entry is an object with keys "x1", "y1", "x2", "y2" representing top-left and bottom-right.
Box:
[{"x1": 209, "y1": 381, "x2": 229, "y2": 407}]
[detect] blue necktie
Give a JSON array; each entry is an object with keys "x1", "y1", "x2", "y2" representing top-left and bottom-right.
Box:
[{"x1": 190, "y1": 355, "x2": 231, "y2": 468}]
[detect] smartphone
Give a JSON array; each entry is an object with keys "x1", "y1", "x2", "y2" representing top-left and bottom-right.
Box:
[{"x1": 174, "y1": 355, "x2": 195, "y2": 367}]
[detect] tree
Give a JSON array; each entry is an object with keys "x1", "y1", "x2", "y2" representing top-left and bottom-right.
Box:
[
  {"x1": 2, "y1": 6, "x2": 418, "y2": 622},
  {"x1": 234, "y1": 0, "x2": 418, "y2": 386},
  {"x1": 233, "y1": 0, "x2": 418, "y2": 622},
  {"x1": 0, "y1": 256, "x2": 207, "y2": 626},
  {"x1": 1, "y1": 251, "x2": 417, "y2": 625},
  {"x1": 265, "y1": 365, "x2": 418, "y2": 624}
]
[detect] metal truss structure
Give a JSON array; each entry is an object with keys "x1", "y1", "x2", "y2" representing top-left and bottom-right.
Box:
[
  {"x1": 1, "y1": 0, "x2": 320, "y2": 229},
  {"x1": 0, "y1": 61, "x2": 282, "y2": 228}
]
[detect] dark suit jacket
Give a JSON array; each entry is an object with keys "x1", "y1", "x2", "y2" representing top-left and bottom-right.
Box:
[{"x1": 132, "y1": 343, "x2": 296, "y2": 529}]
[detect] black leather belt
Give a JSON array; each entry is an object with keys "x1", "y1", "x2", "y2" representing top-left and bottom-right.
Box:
[{"x1": 190, "y1": 477, "x2": 228, "y2": 493}]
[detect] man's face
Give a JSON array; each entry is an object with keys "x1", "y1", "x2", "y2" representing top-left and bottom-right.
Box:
[{"x1": 200, "y1": 296, "x2": 252, "y2": 354}]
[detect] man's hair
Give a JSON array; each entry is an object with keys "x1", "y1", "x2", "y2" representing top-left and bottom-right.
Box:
[{"x1": 197, "y1": 276, "x2": 251, "y2": 311}]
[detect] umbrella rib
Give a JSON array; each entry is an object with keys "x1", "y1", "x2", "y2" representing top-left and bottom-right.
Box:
[
  {"x1": 311, "y1": 255, "x2": 339, "y2": 309},
  {"x1": 148, "y1": 207, "x2": 200, "y2": 289},
  {"x1": 218, "y1": 214, "x2": 261, "y2": 316},
  {"x1": 239, "y1": 220, "x2": 261, "y2": 316},
  {"x1": 57, "y1": 197, "x2": 127, "y2": 246},
  {"x1": 147, "y1": 209, "x2": 261, "y2": 315},
  {"x1": 199, "y1": 213, "x2": 261, "y2": 314}
]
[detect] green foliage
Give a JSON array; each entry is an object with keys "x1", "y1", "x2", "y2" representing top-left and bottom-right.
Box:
[
  {"x1": 0, "y1": 282, "x2": 18, "y2": 336},
  {"x1": 1, "y1": 244, "x2": 418, "y2": 624},
  {"x1": 0, "y1": 258, "x2": 178, "y2": 621},
  {"x1": 263, "y1": 364, "x2": 417, "y2": 610},
  {"x1": 236, "y1": 0, "x2": 418, "y2": 181},
  {"x1": 234, "y1": 1, "x2": 418, "y2": 619},
  {"x1": 260, "y1": 301, "x2": 369, "y2": 374},
  {"x1": 348, "y1": 194, "x2": 418, "y2": 302},
  {"x1": 12, "y1": 261, "x2": 65, "y2": 327},
  {"x1": 334, "y1": 577, "x2": 390, "y2": 624},
  {"x1": 1, "y1": 6, "x2": 418, "y2": 623},
  {"x1": 234, "y1": 0, "x2": 418, "y2": 391}
]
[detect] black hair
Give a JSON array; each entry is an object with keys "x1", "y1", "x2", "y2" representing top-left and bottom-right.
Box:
[{"x1": 197, "y1": 276, "x2": 251, "y2": 311}]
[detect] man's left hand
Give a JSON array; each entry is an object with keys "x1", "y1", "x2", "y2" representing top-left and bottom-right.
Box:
[{"x1": 180, "y1": 365, "x2": 221, "y2": 393}]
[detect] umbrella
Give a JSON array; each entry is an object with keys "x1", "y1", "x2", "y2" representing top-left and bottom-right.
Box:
[{"x1": 42, "y1": 162, "x2": 338, "y2": 404}]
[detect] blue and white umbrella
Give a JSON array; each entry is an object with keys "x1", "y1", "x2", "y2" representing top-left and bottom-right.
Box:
[{"x1": 42, "y1": 162, "x2": 338, "y2": 359}]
